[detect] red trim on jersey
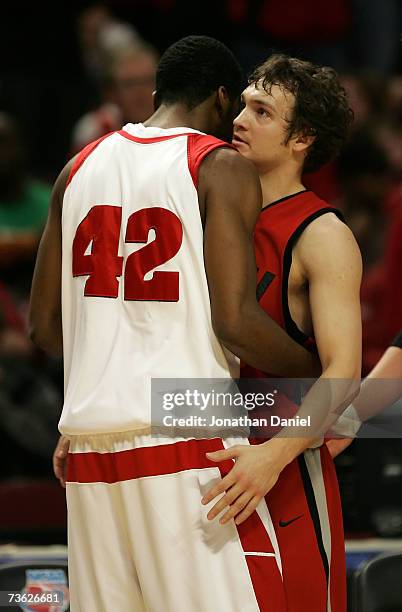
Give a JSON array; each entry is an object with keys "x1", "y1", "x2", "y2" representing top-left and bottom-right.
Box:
[
  {"x1": 260, "y1": 189, "x2": 311, "y2": 212},
  {"x1": 187, "y1": 134, "x2": 234, "y2": 189},
  {"x1": 66, "y1": 132, "x2": 114, "y2": 188},
  {"x1": 117, "y1": 129, "x2": 193, "y2": 144},
  {"x1": 117, "y1": 130, "x2": 232, "y2": 189},
  {"x1": 67, "y1": 437, "x2": 286, "y2": 610}
]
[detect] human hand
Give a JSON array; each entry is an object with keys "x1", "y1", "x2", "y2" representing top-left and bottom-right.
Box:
[
  {"x1": 53, "y1": 435, "x2": 70, "y2": 488},
  {"x1": 326, "y1": 437, "x2": 354, "y2": 458},
  {"x1": 201, "y1": 443, "x2": 283, "y2": 526}
]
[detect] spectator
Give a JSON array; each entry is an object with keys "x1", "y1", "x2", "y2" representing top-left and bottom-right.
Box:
[
  {"x1": 71, "y1": 43, "x2": 158, "y2": 153},
  {"x1": 0, "y1": 113, "x2": 51, "y2": 271},
  {"x1": 76, "y1": 2, "x2": 141, "y2": 87},
  {"x1": 0, "y1": 281, "x2": 61, "y2": 479},
  {"x1": 0, "y1": 281, "x2": 31, "y2": 360}
]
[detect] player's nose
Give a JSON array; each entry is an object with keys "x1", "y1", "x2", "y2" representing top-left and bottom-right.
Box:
[{"x1": 233, "y1": 108, "x2": 248, "y2": 131}]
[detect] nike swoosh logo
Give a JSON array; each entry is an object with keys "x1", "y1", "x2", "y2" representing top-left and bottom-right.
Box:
[{"x1": 279, "y1": 515, "x2": 303, "y2": 527}]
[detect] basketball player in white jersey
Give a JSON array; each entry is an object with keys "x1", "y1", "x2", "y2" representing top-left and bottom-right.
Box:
[{"x1": 30, "y1": 37, "x2": 321, "y2": 611}]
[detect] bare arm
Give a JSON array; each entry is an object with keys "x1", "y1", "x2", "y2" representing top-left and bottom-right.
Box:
[
  {"x1": 202, "y1": 214, "x2": 363, "y2": 525},
  {"x1": 199, "y1": 148, "x2": 320, "y2": 378},
  {"x1": 266, "y1": 214, "x2": 363, "y2": 459},
  {"x1": 301, "y1": 214, "x2": 362, "y2": 380},
  {"x1": 29, "y1": 160, "x2": 74, "y2": 355},
  {"x1": 53, "y1": 435, "x2": 70, "y2": 488},
  {"x1": 329, "y1": 339, "x2": 402, "y2": 452},
  {"x1": 352, "y1": 345, "x2": 402, "y2": 420}
]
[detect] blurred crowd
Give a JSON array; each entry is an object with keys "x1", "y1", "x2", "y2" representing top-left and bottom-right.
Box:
[{"x1": 0, "y1": 1, "x2": 401, "y2": 484}]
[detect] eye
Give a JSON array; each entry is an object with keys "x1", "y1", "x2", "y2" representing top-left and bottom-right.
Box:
[{"x1": 257, "y1": 108, "x2": 269, "y2": 117}]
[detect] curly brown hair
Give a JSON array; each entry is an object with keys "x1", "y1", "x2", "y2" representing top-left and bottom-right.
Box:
[{"x1": 249, "y1": 54, "x2": 353, "y2": 173}]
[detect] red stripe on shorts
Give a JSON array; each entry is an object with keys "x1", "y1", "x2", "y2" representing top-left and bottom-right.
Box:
[
  {"x1": 66, "y1": 438, "x2": 233, "y2": 483},
  {"x1": 66, "y1": 437, "x2": 286, "y2": 611},
  {"x1": 238, "y1": 514, "x2": 286, "y2": 611}
]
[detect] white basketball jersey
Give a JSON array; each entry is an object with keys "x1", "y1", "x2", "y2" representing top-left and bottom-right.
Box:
[{"x1": 59, "y1": 123, "x2": 236, "y2": 435}]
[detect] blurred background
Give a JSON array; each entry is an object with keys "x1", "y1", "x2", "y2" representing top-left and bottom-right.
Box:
[{"x1": 0, "y1": 0, "x2": 401, "y2": 594}]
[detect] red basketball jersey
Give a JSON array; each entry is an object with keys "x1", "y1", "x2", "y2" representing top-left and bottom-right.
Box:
[
  {"x1": 241, "y1": 189, "x2": 343, "y2": 378},
  {"x1": 242, "y1": 189, "x2": 347, "y2": 612}
]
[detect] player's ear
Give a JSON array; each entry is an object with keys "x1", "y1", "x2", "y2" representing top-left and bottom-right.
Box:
[
  {"x1": 293, "y1": 129, "x2": 316, "y2": 153},
  {"x1": 215, "y1": 86, "x2": 230, "y2": 118},
  {"x1": 152, "y1": 90, "x2": 160, "y2": 111}
]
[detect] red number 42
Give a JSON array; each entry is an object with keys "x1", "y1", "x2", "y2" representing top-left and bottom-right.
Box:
[{"x1": 72, "y1": 205, "x2": 183, "y2": 301}]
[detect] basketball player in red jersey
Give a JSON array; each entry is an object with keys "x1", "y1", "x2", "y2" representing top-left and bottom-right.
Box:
[
  {"x1": 202, "y1": 56, "x2": 362, "y2": 611},
  {"x1": 30, "y1": 39, "x2": 322, "y2": 611}
]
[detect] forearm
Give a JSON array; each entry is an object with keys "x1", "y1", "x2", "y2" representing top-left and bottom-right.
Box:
[
  {"x1": 29, "y1": 264, "x2": 62, "y2": 356},
  {"x1": 263, "y1": 365, "x2": 360, "y2": 466},
  {"x1": 332, "y1": 347, "x2": 402, "y2": 433},
  {"x1": 218, "y1": 302, "x2": 321, "y2": 378},
  {"x1": 28, "y1": 163, "x2": 66, "y2": 358},
  {"x1": 353, "y1": 382, "x2": 402, "y2": 422},
  {"x1": 353, "y1": 348, "x2": 402, "y2": 421},
  {"x1": 29, "y1": 315, "x2": 63, "y2": 357}
]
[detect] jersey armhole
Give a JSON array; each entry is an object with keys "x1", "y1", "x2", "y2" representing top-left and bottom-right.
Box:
[
  {"x1": 66, "y1": 131, "x2": 115, "y2": 188},
  {"x1": 390, "y1": 329, "x2": 402, "y2": 349},
  {"x1": 187, "y1": 134, "x2": 234, "y2": 189},
  {"x1": 282, "y1": 207, "x2": 345, "y2": 347}
]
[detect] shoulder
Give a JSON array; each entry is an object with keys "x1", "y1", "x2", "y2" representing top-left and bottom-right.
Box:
[
  {"x1": 299, "y1": 211, "x2": 355, "y2": 246},
  {"x1": 198, "y1": 147, "x2": 262, "y2": 227},
  {"x1": 296, "y1": 212, "x2": 362, "y2": 276},
  {"x1": 56, "y1": 157, "x2": 77, "y2": 192},
  {"x1": 198, "y1": 147, "x2": 262, "y2": 220},
  {"x1": 50, "y1": 156, "x2": 78, "y2": 214},
  {"x1": 199, "y1": 146, "x2": 260, "y2": 185}
]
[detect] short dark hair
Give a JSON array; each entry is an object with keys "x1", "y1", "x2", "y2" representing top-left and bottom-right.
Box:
[
  {"x1": 249, "y1": 54, "x2": 354, "y2": 173},
  {"x1": 156, "y1": 36, "x2": 243, "y2": 110}
]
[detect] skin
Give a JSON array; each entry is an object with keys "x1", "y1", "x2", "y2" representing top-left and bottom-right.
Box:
[
  {"x1": 112, "y1": 50, "x2": 157, "y2": 124},
  {"x1": 202, "y1": 82, "x2": 362, "y2": 526},
  {"x1": 29, "y1": 84, "x2": 321, "y2": 487},
  {"x1": 29, "y1": 159, "x2": 73, "y2": 356},
  {"x1": 54, "y1": 434, "x2": 70, "y2": 488},
  {"x1": 327, "y1": 344, "x2": 402, "y2": 458}
]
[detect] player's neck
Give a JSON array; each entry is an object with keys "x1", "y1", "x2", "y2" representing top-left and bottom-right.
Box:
[
  {"x1": 144, "y1": 103, "x2": 210, "y2": 133},
  {"x1": 259, "y1": 166, "x2": 305, "y2": 207}
]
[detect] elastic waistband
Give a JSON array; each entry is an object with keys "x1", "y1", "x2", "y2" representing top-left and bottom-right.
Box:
[{"x1": 65, "y1": 428, "x2": 154, "y2": 452}]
